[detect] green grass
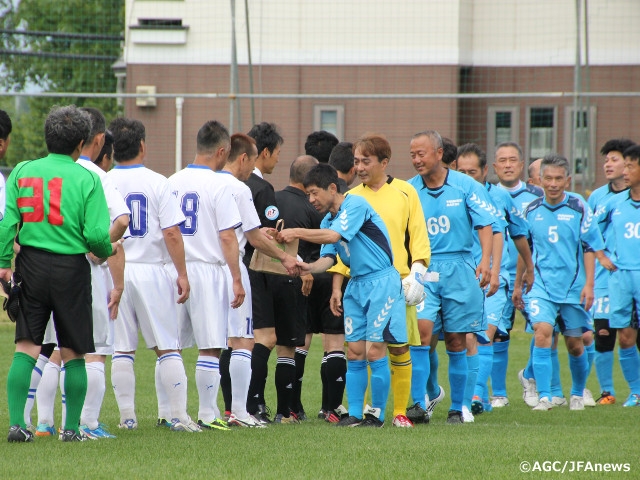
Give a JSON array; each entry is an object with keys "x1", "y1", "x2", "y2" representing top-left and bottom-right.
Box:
[{"x1": 0, "y1": 318, "x2": 638, "y2": 479}]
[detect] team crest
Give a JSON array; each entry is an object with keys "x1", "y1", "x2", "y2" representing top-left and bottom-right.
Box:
[{"x1": 265, "y1": 205, "x2": 279, "y2": 220}]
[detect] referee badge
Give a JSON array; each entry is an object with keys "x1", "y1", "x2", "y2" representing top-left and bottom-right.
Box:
[{"x1": 265, "y1": 205, "x2": 279, "y2": 221}]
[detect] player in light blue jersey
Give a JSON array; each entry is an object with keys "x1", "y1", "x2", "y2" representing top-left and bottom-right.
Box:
[
  {"x1": 456, "y1": 144, "x2": 534, "y2": 419},
  {"x1": 589, "y1": 138, "x2": 635, "y2": 405},
  {"x1": 278, "y1": 163, "x2": 405, "y2": 427},
  {"x1": 594, "y1": 144, "x2": 640, "y2": 407},
  {"x1": 513, "y1": 154, "x2": 606, "y2": 411},
  {"x1": 407, "y1": 131, "x2": 495, "y2": 425},
  {"x1": 493, "y1": 142, "x2": 544, "y2": 407}
]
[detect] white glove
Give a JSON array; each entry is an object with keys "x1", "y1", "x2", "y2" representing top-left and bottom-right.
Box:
[{"x1": 402, "y1": 263, "x2": 427, "y2": 306}]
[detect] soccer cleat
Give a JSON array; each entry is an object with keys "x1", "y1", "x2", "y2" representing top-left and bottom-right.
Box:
[
  {"x1": 26, "y1": 424, "x2": 35, "y2": 434},
  {"x1": 7, "y1": 425, "x2": 34, "y2": 443},
  {"x1": 569, "y1": 395, "x2": 585, "y2": 411},
  {"x1": 596, "y1": 391, "x2": 616, "y2": 405},
  {"x1": 156, "y1": 418, "x2": 172, "y2": 428},
  {"x1": 85, "y1": 425, "x2": 116, "y2": 439},
  {"x1": 622, "y1": 393, "x2": 640, "y2": 407},
  {"x1": 406, "y1": 403, "x2": 429, "y2": 424},
  {"x1": 551, "y1": 396, "x2": 567, "y2": 407},
  {"x1": 426, "y1": 386, "x2": 446, "y2": 419},
  {"x1": 118, "y1": 418, "x2": 138, "y2": 430},
  {"x1": 274, "y1": 414, "x2": 300, "y2": 424},
  {"x1": 317, "y1": 409, "x2": 327, "y2": 419},
  {"x1": 583, "y1": 388, "x2": 596, "y2": 407},
  {"x1": 490, "y1": 396, "x2": 510, "y2": 408},
  {"x1": 295, "y1": 410, "x2": 307, "y2": 421},
  {"x1": 198, "y1": 418, "x2": 230, "y2": 431},
  {"x1": 170, "y1": 418, "x2": 202, "y2": 432},
  {"x1": 79, "y1": 425, "x2": 99, "y2": 440},
  {"x1": 335, "y1": 415, "x2": 362, "y2": 427},
  {"x1": 224, "y1": 410, "x2": 231, "y2": 422},
  {"x1": 518, "y1": 369, "x2": 539, "y2": 407},
  {"x1": 325, "y1": 405, "x2": 349, "y2": 424},
  {"x1": 471, "y1": 396, "x2": 484, "y2": 415},
  {"x1": 59, "y1": 429, "x2": 87, "y2": 442},
  {"x1": 357, "y1": 408, "x2": 384, "y2": 428},
  {"x1": 461, "y1": 406, "x2": 474, "y2": 423},
  {"x1": 35, "y1": 423, "x2": 56, "y2": 437},
  {"x1": 532, "y1": 398, "x2": 554, "y2": 411},
  {"x1": 254, "y1": 404, "x2": 272, "y2": 424},
  {"x1": 391, "y1": 414, "x2": 414, "y2": 428},
  {"x1": 446, "y1": 410, "x2": 463, "y2": 424},
  {"x1": 228, "y1": 414, "x2": 266, "y2": 428}
]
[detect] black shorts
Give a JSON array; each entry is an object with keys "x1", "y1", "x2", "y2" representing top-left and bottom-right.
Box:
[
  {"x1": 307, "y1": 272, "x2": 344, "y2": 335},
  {"x1": 249, "y1": 269, "x2": 306, "y2": 347},
  {"x1": 15, "y1": 246, "x2": 94, "y2": 354}
]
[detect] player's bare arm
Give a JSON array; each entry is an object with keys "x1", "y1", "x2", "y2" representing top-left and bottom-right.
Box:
[
  {"x1": 278, "y1": 227, "x2": 341, "y2": 245},
  {"x1": 476, "y1": 224, "x2": 493, "y2": 290},
  {"x1": 487, "y1": 231, "x2": 503, "y2": 297},
  {"x1": 512, "y1": 255, "x2": 526, "y2": 310},
  {"x1": 297, "y1": 256, "x2": 335, "y2": 276},
  {"x1": 162, "y1": 225, "x2": 190, "y2": 304},
  {"x1": 219, "y1": 228, "x2": 245, "y2": 309},
  {"x1": 513, "y1": 235, "x2": 534, "y2": 293},
  {"x1": 595, "y1": 250, "x2": 617, "y2": 272},
  {"x1": 329, "y1": 272, "x2": 345, "y2": 316},
  {"x1": 580, "y1": 251, "x2": 596, "y2": 311},
  {"x1": 106, "y1": 246, "x2": 125, "y2": 320},
  {"x1": 245, "y1": 227, "x2": 299, "y2": 276},
  {"x1": 109, "y1": 213, "x2": 130, "y2": 242}
]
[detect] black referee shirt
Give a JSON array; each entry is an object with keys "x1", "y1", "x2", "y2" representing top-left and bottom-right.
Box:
[{"x1": 275, "y1": 186, "x2": 322, "y2": 263}]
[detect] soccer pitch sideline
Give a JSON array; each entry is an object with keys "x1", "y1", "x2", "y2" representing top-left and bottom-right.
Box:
[{"x1": 0, "y1": 320, "x2": 638, "y2": 480}]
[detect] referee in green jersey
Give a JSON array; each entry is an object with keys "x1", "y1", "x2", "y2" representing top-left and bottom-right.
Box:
[{"x1": 0, "y1": 105, "x2": 120, "y2": 443}]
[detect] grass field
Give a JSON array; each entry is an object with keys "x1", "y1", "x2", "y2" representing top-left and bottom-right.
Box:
[{"x1": 0, "y1": 316, "x2": 638, "y2": 479}]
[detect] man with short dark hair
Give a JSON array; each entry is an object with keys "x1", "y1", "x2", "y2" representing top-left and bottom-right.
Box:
[
  {"x1": 305, "y1": 130, "x2": 339, "y2": 163},
  {"x1": 589, "y1": 138, "x2": 636, "y2": 405},
  {"x1": 328, "y1": 142, "x2": 355, "y2": 193},
  {"x1": 1, "y1": 105, "x2": 119, "y2": 443},
  {"x1": 278, "y1": 163, "x2": 406, "y2": 427}
]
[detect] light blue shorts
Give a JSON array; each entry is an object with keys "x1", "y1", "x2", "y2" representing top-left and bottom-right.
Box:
[
  {"x1": 609, "y1": 269, "x2": 640, "y2": 329},
  {"x1": 525, "y1": 297, "x2": 591, "y2": 337},
  {"x1": 590, "y1": 288, "x2": 610, "y2": 321},
  {"x1": 343, "y1": 267, "x2": 407, "y2": 344},
  {"x1": 485, "y1": 276, "x2": 510, "y2": 336},
  {"x1": 418, "y1": 254, "x2": 485, "y2": 334}
]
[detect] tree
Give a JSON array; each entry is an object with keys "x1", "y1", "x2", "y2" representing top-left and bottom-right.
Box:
[{"x1": 0, "y1": 0, "x2": 124, "y2": 165}]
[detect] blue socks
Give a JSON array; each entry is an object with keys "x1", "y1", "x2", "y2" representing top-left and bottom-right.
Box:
[
  {"x1": 427, "y1": 347, "x2": 440, "y2": 400},
  {"x1": 369, "y1": 357, "x2": 390, "y2": 421},
  {"x1": 532, "y1": 346, "x2": 552, "y2": 401},
  {"x1": 409, "y1": 345, "x2": 430, "y2": 408},
  {"x1": 568, "y1": 350, "x2": 588, "y2": 397},
  {"x1": 464, "y1": 353, "x2": 479, "y2": 409},
  {"x1": 619, "y1": 346, "x2": 640, "y2": 394},
  {"x1": 550, "y1": 347, "x2": 563, "y2": 398},
  {"x1": 447, "y1": 349, "x2": 467, "y2": 412},
  {"x1": 491, "y1": 340, "x2": 510, "y2": 397},
  {"x1": 595, "y1": 350, "x2": 615, "y2": 396},
  {"x1": 475, "y1": 344, "x2": 493, "y2": 400},
  {"x1": 346, "y1": 359, "x2": 368, "y2": 419}
]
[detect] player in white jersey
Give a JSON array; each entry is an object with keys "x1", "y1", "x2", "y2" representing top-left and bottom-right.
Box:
[
  {"x1": 31, "y1": 110, "x2": 129, "y2": 439},
  {"x1": 168, "y1": 121, "x2": 245, "y2": 431},
  {"x1": 108, "y1": 117, "x2": 198, "y2": 432},
  {"x1": 217, "y1": 133, "x2": 299, "y2": 427}
]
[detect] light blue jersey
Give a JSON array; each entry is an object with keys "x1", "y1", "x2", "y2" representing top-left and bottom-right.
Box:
[
  {"x1": 596, "y1": 191, "x2": 640, "y2": 271},
  {"x1": 408, "y1": 170, "x2": 497, "y2": 256},
  {"x1": 589, "y1": 184, "x2": 628, "y2": 290},
  {"x1": 319, "y1": 194, "x2": 393, "y2": 278},
  {"x1": 525, "y1": 193, "x2": 604, "y2": 304},
  {"x1": 497, "y1": 181, "x2": 543, "y2": 284}
]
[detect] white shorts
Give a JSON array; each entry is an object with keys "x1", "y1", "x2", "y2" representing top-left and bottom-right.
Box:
[
  {"x1": 175, "y1": 261, "x2": 230, "y2": 350},
  {"x1": 226, "y1": 261, "x2": 253, "y2": 339},
  {"x1": 42, "y1": 262, "x2": 115, "y2": 353},
  {"x1": 114, "y1": 263, "x2": 180, "y2": 352}
]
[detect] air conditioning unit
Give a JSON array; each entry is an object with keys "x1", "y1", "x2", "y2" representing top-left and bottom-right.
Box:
[{"x1": 136, "y1": 85, "x2": 157, "y2": 107}]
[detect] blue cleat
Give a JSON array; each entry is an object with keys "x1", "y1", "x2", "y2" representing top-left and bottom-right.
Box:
[
  {"x1": 622, "y1": 393, "x2": 640, "y2": 407},
  {"x1": 35, "y1": 423, "x2": 56, "y2": 437}
]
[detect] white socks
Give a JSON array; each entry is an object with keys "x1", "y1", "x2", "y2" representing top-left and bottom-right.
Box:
[
  {"x1": 158, "y1": 352, "x2": 189, "y2": 423},
  {"x1": 36, "y1": 361, "x2": 60, "y2": 427},
  {"x1": 196, "y1": 355, "x2": 220, "y2": 423},
  {"x1": 111, "y1": 354, "x2": 136, "y2": 422},
  {"x1": 230, "y1": 349, "x2": 252, "y2": 419},
  {"x1": 81, "y1": 362, "x2": 106, "y2": 430}
]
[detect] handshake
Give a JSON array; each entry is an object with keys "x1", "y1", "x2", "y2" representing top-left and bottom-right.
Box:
[{"x1": 402, "y1": 263, "x2": 439, "y2": 306}]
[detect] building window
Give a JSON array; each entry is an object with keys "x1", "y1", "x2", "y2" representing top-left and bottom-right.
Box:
[
  {"x1": 487, "y1": 106, "x2": 518, "y2": 162},
  {"x1": 526, "y1": 107, "x2": 557, "y2": 165},
  {"x1": 313, "y1": 105, "x2": 344, "y2": 140},
  {"x1": 563, "y1": 105, "x2": 597, "y2": 185}
]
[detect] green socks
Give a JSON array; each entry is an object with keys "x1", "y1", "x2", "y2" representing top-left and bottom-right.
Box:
[
  {"x1": 63, "y1": 358, "x2": 87, "y2": 433},
  {"x1": 7, "y1": 352, "x2": 37, "y2": 427}
]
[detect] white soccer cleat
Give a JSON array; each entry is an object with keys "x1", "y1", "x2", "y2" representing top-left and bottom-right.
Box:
[
  {"x1": 461, "y1": 405, "x2": 474, "y2": 423},
  {"x1": 551, "y1": 396, "x2": 568, "y2": 407},
  {"x1": 228, "y1": 414, "x2": 266, "y2": 428},
  {"x1": 583, "y1": 388, "x2": 596, "y2": 407},
  {"x1": 426, "y1": 386, "x2": 445, "y2": 419},
  {"x1": 118, "y1": 418, "x2": 138, "y2": 430},
  {"x1": 569, "y1": 395, "x2": 585, "y2": 411},
  {"x1": 518, "y1": 369, "x2": 539, "y2": 407},
  {"x1": 490, "y1": 396, "x2": 510, "y2": 408},
  {"x1": 532, "y1": 398, "x2": 554, "y2": 411},
  {"x1": 170, "y1": 417, "x2": 202, "y2": 432}
]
